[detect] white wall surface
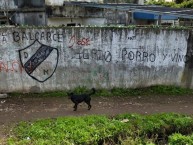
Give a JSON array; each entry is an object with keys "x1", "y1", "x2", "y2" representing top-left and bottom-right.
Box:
[
  {"x1": 45, "y1": 0, "x2": 103, "y2": 6},
  {"x1": 0, "y1": 27, "x2": 190, "y2": 92},
  {"x1": 47, "y1": 18, "x2": 106, "y2": 26}
]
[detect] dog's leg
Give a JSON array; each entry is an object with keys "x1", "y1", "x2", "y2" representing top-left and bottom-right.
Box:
[
  {"x1": 85, "y1": 101, "x2": 92, "y2": 110},
  {"x1": 73, "y1": 103, "x2": 78, "y2": 111},
  {"x1": 88, "y1": 104, "x2": 92, "y2": 110}
]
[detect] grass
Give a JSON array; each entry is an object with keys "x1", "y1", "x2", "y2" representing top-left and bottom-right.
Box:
[
  {"x1": 7, "y1": 116, "x2": 129, "y2": 145},
  {"x1": 5, "y1": 85, "x2": 193, "y2": 144},
  {"x1": 6, "y1": 113, "x2": 193, "y2": 145},
  {"x1": 8, "y1": 85, "x2": 193, "y2": 98},
  {"x1": 169, "y1": 133, "x2": 193, "y2": 145}
]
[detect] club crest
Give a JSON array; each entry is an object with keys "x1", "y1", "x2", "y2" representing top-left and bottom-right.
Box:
[{"x1": 19, "y1": 40, "x2": 59, "y2": 82}]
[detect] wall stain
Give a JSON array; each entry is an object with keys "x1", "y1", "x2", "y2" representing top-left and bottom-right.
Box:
[{"x1": 181, "y1": 31, "x2": 193, "y2": 88}]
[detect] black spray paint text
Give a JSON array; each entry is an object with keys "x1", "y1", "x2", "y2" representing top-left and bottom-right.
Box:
[
  {"x1": 122, "y1": 48, "x2": 156, "y2": 62},
  {"x1": 12, "y1": 31, "x2": 63, "y2": 42},
  {"x1": 72, "y1": 49, "x2": 112, "y2": 62}
]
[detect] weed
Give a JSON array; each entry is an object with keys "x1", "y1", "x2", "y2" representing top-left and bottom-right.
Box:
[
  {"x1": 7, "y1": 113, "x2": 193, "y2": 145},
  {"x1": 8, "y1": 85, "x2": 193, "y2": 98},
  {"x1": 168, "y1": 133, "x2": 193, "y2": 145},
  {"x1": 8, "y1": 115, "x2": 128, "y2": 145}
]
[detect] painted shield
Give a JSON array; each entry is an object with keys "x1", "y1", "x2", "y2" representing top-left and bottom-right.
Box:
[{"x1": 19, "y1": 40, "x2": 59, "y2": 82}]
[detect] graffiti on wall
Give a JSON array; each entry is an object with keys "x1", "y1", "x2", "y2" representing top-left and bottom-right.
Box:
[
  {"x1": 71, "y1": 48, "x2": 112, "y2": 62},
  {"x1": 0, "y1": 60, "x2": 23, "y2": 73},
  {"x1": 0, "y1": 30, "x2": 188, "y2": 84},
  {"x1": 162, "y1": 52, "x2": 186, "y2": 62},
  {"x1": 68, "y1": 35, "x2": 91, "y2": 48},
  {"x1": 1, "y1": 32, "x2": 8, "y2": 43},
  {"x1": 12, "y1": 31, "x2": 63, "y2": 42},
  {"x1": 122, "y1": 48, "x2": 156, "y2": 62},
  {"x1": 19, "y1": 40, "x2": 59, "y2": 82}
]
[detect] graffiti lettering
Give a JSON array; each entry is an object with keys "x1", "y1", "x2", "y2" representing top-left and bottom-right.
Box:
[
  {"x1": 122, "y1": 48, "x2": 156, "y2": 62},
  {"x1": 171, "y1": 54, "x2": 185, "y2": 62},
  {"x1": 163, "y1": 54, "x2": 167, "y2": 61},
  {"x1": 139, "y1": 46, "x2": 145, "y2": 49},
  {"x1": 43, "y1": 69, "x2": 49, "y2": 75},
  {"x1": 0, "y1": 60, "x2": 23, "y2": 73},
  {"x1": 13, "y1": 31, "x2": 63, "y2": 42},
  {"x1": 128, "y1": 36, "x2": 136, "y2": 40},
  {"x1": 91, "y1": 49, "x2": 112, "y2": 62},
  {"x1": 162, "y1": 53, "x2": 187, "y2": 62},
  {"x1": 2, "y1": 33, "x2": 7, "y2": 42},
  {"x1": 72, "y1": 49, "x2": 112, "y2": 62},
  {"x1": 68, "y1": 35, "x2": 90, "y2": 48}
]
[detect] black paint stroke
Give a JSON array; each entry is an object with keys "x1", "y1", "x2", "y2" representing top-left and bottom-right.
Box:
[
  {"x1": 19, "y1": 39, "x2": 59, "y2": 83},
  {"x1": 24, "y1": 45, "x2": 54, "y2": 74}
]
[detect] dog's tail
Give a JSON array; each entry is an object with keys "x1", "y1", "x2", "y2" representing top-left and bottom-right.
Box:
[{"x1": 89, "y1": 88, "x2": 96, "y2": 96}]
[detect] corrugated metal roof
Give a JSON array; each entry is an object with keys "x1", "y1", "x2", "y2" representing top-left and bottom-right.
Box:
[
  {"x1": 63, "y1": 2, "x2": 193, "y2": 19},
  {"x1": 134, "y1": 12, "x2": 178, "y2": 20}
]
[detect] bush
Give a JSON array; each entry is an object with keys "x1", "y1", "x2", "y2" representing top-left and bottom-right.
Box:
[
  {"x1": 7, "y1": 113, "x2": 193, "y2": 145},
  {"x1": 9, "y1": 85, "x2": 193, "y2": 98},
  {"x1": 8, "y1": 116, "x2": 129, "y2": 145},
  {"x1": 146, "y1": 0, "x2": 193, "y2": 8},
  {"x1": 169, "y1": 133, "x2": 193, "y2": 145}
]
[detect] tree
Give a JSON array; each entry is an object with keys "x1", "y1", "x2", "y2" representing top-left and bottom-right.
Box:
[
  {"x1": 146, "y1": 0, "x2": 193, "y2": 8},
  {"x1": 175, "y1": 0, "x2": 184, "y2": 4}
]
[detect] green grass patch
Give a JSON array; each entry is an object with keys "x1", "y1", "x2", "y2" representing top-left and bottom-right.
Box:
[
  {"x1": 8, "y1": 85, "x2": 193, "y2": 98},
  {"x1": 6, "y1": 113, "x2": 193, "y2": 145},
  {"x1": 169, "y1": 133, "x2": 193, "y2": 145},
  {"x1": 7, "y1": 116, "x2": 129, "y2": 145}
]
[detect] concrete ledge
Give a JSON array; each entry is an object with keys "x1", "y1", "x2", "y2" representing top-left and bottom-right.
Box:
[{"x1": 0, "y1": 94, "x2": 8, "y2": 99}]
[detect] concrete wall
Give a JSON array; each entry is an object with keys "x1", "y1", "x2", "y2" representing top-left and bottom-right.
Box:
[
  {"x1": 0, "y1": 27, "x2": 191, "y2": 92},
  {"x1": 0, "y1": 0, "x2": 45, "y2": 26},
  {"x1": 45, "y1": 0, "x2": 103, "y2": 6},
  {"x1": 47, "y1": 18, "x2": 106, "y2": 26},
  {"x1": 0, "y1": 0, "x2": 45, "y2": 9},
  {"x1": 46, "y1": 5, "x2": 106, "y2": 26},
  {"x1": 12, "y1": 12, "x2": 46, "y2": 26},
  {"x1": 0, "y1": 0, "x2": 17, "y2": 9}
]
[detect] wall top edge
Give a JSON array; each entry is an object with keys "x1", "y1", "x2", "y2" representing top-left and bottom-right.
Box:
[{"x1": 0, "y1": 25, "x2": 192, "y2": 31}]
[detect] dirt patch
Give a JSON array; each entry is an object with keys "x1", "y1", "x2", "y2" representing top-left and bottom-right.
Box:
[{"x1": 1, "y1": 95, "x2": 193, "y2": 140}]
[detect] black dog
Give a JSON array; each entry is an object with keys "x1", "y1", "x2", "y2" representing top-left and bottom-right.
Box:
[{"x1": 68, "y1": 88, "x2": 96, "y2": 111}]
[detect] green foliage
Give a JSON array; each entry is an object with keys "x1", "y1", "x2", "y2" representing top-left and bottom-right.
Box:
[
  {"x1": 71, "y1": 86, "x2": 88, "y2": 94},
  {"x1": 9, "y1": 85, "x2": 193, "y2": 98},
  {"x1": 178, "y1": 0, "x2": 193, "y2": 8},
  {"x1": 115, "y1": 113, "x2": 193, "y2": 144},
  {"x1": 7, "y1": 113, "x2": 193, "y2": 145},
  {"x1": 147, "y1": 0, "x2": 177, "y2": 7},
  {"x1": 176, "y1": 0, "x2": 185, "y2": 4},
  {"x1": 110, "y1": 85, "x2": 193, "y2": 97},
  {"x1": 146, "y1": 0, "x2": 193, "y2": 8},
  {"x1": 168, "y1": 133, "x2": 193, "y2": 145},
  {"x1": 8, "y1": 115, "x2": 128, "y2": 145}
]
